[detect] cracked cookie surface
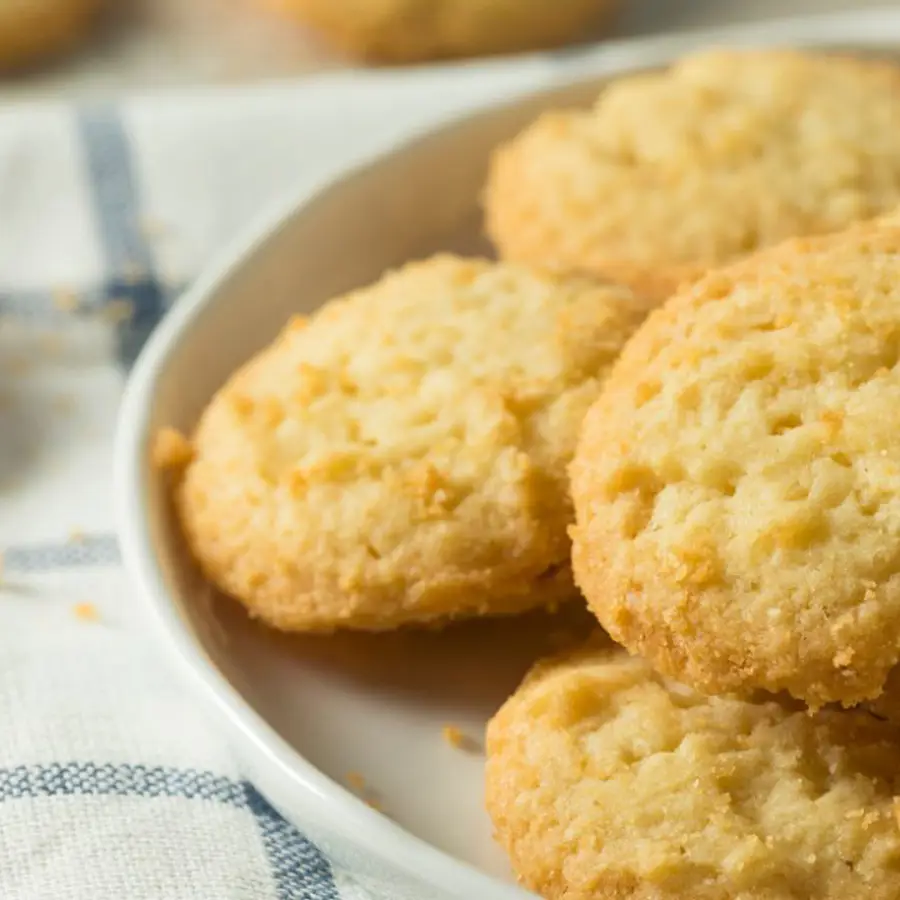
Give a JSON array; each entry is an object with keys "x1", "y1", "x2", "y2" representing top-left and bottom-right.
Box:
[
  {"x1": 487, "y1": 639, "x2": 900, "y2": 900},
  {"x1": 176, "y1": 256, "x2": 645, "y2": 631},
  {"x1": 571, "y1": 226, "x2": 900, "y2": 707},
  {"x1": 486, "y1": 50, "x2": 900, "y2": 302}
]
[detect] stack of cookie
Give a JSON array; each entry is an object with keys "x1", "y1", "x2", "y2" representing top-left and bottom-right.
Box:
[
  {"x1": 487, "y1": 50, "x2": 900, "y2": 900},
  {"x1": 167, "y1": 48, "x2": 900, "y2": 900}
]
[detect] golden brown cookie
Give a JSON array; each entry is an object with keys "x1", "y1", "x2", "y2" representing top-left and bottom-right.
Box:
[
  {"x1": 0, "y1": 0, "x2": 102, "y2": 71},
  {"x1": 174, "y1": 255, "x2": 646, "y2": 632},
  {"x1": 571, "y1": 226, "x2": 900, "y2": 708},
  {"x1": 262, "y1": 0, "x2": 618, "y2": 63},
  {"x1": 486, "y1": 50, "x2": 900, "y2": 303},
  {"x1": 487, "y1": 639, "x2": 900, "y2": 900}
]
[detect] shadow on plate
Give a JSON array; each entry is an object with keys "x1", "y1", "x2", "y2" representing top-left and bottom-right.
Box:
[{"x1": 210, "y1": 588, "x2": 596, "y2": 718}]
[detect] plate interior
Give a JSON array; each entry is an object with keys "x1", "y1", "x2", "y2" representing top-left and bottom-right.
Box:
[
  {"x1": 141, "y1": 41, "x2": 900, "y2": 889},
  {"x1": 210, "y1": 591, "x2": 594, "y2": 879}
]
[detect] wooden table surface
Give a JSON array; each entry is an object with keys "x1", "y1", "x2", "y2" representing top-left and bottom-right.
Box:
[{"x1": 1, "y1": 0, "x2": 885, "y2": 98}]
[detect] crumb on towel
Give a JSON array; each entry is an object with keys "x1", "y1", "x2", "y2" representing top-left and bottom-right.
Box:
[
  {"x1": 53, "y1": 288, "x2": 78, "y2": 312},
  {"x1": 73, "y1": 602, "x2": 99, "y2": 622}
]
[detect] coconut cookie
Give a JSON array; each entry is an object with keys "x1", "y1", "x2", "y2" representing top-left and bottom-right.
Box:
[
  {"x1": 487, "y1": 640, "x2": 900, "y2": 900},
  {"x1": 570, "y1": 226, "x2": 900, "y2": 708},
  {"x1": 486, "y1": 50, "x2": 900, "y2": 302},
  {"x1": 0, "y1": 0, "x2": 103, "y2": 70},
  {"x1": 173, "y1": 256, "x2": 645, "y2": 633},
  {"x1": 487, "y1": 642, "x2": 900, "y2": 900},
  {"x1": 263, "y1": 0, "x2": 618, "y2": 64}
]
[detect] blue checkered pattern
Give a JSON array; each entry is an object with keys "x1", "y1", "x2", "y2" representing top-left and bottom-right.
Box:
[
  {"x1": 0, "y1": 104, "x2": 342, "y2": 900},
  {"x1": 0, "y1": 106, "x2": 148, "y2": 580},
  {"x1": 76, "y1": 107, "x2": 172, "y2": 366},
  {"x1": 0, "y1": 764, "x2": 338, "y2": 900}
]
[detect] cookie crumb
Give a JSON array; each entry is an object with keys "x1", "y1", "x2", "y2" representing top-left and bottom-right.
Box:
[
  {"x1": 101, "y1": 298, "x2": 134, "y2": 325},
  {"x1": 73, "y1": 602, "x2": 98, "y2": 622},
  {"x1": 152, "y1": 427, "x2": 194, "y2": 470},
  {"x1": 53, "y1": 288, "x2": 79, "y2": 313},
  {"x1": 345, "y1": 771, "x2": 367, "y2": 791},
  {"x1": 442, "y1": 724, "x2": 465, "y2": 748},
  {"x1": 442, "y1": 724, "x2": 480, "y2": 752},
  {"x1": 345, "y1": 771, "x2": 384, "y2": 809}
]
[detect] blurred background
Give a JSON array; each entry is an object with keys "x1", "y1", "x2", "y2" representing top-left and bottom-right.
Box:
[{"x1": 1, "y1": 0, "x2": 885, "y2": 100}]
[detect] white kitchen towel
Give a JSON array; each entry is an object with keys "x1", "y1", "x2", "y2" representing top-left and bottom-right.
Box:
[{"x1": 0, "y1": 11, "x2": 889, "y2": 898}]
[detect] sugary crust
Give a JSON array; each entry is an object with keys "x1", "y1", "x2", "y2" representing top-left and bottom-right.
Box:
[
  {"x1": 571, "y1": 225, "x2": 900, "y2": 707},
  {"x1": 0, "y1": 0, "x2": 102, "y2": 70},
  {"x1": 487, "y1": 640, "x2": 900, "y2": 900},
  {"x1": 485, "y1": 50, "x2": 900, "y2": 304},
  {"x1": 263, "y1": 0, "x2": 618, "y2": 63},
  {"x1": 177, "y1": 256, "x2": 646, "y2": 632}
]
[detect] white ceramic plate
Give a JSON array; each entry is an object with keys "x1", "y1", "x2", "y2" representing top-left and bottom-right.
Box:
[{"x1": 115, "y1": 14, "x2": 900, "y2": 900}]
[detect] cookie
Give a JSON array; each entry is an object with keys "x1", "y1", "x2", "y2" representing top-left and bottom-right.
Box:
[
  {"x1": 486, "y1": 640, "x2": 900, "y2": 900},
  {"x1": 173, "y1": 256, "x2": 646, "y2": 632},
  {"x1": 570, "y1": 225, "x2": 900, "y2": 708},
  {"x1": 0, "y1": 0, "x2": 102, "y2": 71},
  {"x1": 262, "y1": 0, "x2": 618, "y2": 63},
  {"x1": 485, "y1": 50, "x2": 900, "y2": 302}
]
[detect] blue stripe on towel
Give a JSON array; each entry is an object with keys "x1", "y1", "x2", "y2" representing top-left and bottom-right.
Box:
[
  {"x1": 2, "y1": 535, "x2": 120, "y2": 571},
  {"x1": 0, "y1": 763, "x2": 339, "y2": 899},
  {"x1": 76, "y1": 107, "x2": 169, "y2": 368},
  {"x1": 0, "y1": 281, "x2": 185, "y2": 323},
  {"x1": 245, "y1": 787, "x2": 341, "y2": 900},
  {"x1": 0, "y1": 287, "x2": 103, "y2": 319}
]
